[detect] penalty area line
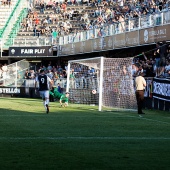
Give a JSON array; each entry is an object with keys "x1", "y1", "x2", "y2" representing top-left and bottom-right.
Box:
[{"x1": 113, "y1": 112, "x2": 170, "y2": 125}]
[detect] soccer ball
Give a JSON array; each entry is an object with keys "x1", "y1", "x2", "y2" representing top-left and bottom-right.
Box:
[{"x1": 92, "y1": 89, "x2": 96, "y2": 94}]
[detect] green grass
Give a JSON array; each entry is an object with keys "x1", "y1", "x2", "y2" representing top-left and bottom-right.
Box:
[{"x1": 0, "y1": 97, "x2": 170, "y2": 170}]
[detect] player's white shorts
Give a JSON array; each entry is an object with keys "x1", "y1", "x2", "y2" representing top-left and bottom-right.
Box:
[{"x1": 39, "y1": 90, "x2": 49, "y2": 99}]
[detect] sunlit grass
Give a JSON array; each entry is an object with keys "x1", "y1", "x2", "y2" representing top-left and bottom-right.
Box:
[{"x1": 0, "y1": 97, "x2": 170, "y2": 170}]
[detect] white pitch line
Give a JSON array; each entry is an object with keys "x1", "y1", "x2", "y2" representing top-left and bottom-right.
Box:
[
  {"x1": 127, "y1": 115, "x2": 170, "y2": 125},
  {"x1": 113, "y1": 112, "x2": 170, "y2": 125},
  {"x1": 139, "y1": 117, "x2": 170, "y2": 125},
  {"x1": 0, "y1": 137, "x2": 170, "y2": 140},
  {"x1": 0, "y1": 115, "x2": 132, "y2": 118}
]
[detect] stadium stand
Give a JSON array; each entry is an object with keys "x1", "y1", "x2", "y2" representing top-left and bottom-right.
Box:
[
  {"x1": 6, "y1": 0, "x2": 170, "y2": 47},
  {"x1": 0, "y1": 0, "x2": 18, "y2": 29},
  {"x1": 12, "y1": 1, "x2": 98, "y2": 46}
]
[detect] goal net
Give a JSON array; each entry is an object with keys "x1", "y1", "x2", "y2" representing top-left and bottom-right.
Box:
[
  {"x1": 66, "y1": 57, "x2": 137, "y2": 111},
  {"x1": 0, "y1": 59, "x2": 30, "y2": 87}
]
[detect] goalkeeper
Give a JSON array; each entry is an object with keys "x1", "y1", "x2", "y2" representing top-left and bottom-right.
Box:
[
  {"x1": 49, "y1": 86, "x2": 62, "y2": 101},
  {"x1": 60, "y1": 92, "x2": 69, "y2": 107}
]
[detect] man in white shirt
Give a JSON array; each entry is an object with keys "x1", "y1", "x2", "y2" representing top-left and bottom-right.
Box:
[
  {"x1": 117, "y1": 0, "x2": 124, "y2": 7},
  {"x1": 135, "y1": 71, "x2": 146, "y2": 116},
  {"x1": 46, "y1": 70, "x2": 54, "y2": 80}
]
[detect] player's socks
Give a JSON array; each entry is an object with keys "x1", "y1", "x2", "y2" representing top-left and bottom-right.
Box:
[
  {"x1": 46, "y1": 99, "x2": 49, "y2": 105},
  {"x1": 46, "y1": 104, "x2": 49, "y2": 114},
  {"x1": 44, "y1": 99, "x2": 49, "y2": 114},
  {"x1": 43, "y1": 101, "x2": 46, "y2": 112},
  {"x1": 43, "y1": 105, "x2": 47, "y2": 112}
]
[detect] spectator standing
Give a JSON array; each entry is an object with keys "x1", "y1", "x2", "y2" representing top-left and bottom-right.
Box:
[
  {"x1": 52, "y1": 29, "x2": 58, "y2": 44},
  {"x1": 36, "y1": 27, "x2": 41, "y2": 38},
  {"x1": 56, "y1": 4, "x2": 61, "y2": 14},
  {"x1": 26, "y1": 19, "x2": 32, "y2": 31},
  {"x1": 40, "y1": 1, "x2": 45, "y2": 14},
  {"x1": 33, "y1": 25, "x2": 37, "y2": 36},
  {"x1": 117, "y1": 0, "x2": 124, "y2": 7},
  {"x1": 154, "y1": 43, "x2": 161, "y2": 77},
  {"x1": 159, "y1": 41, "x2": 168, "y2": 77},
  {"x1": 58, "y1": 65, "x2": 63, "y2": 73},
  {"x1": 28, "y1": 70, "x2": 35, "y2": 79},
  {"x1": 46, "y1": 70, "x2": 54, "y2": 80},
  {"x1": 144, "y1": 59, "x2": 154, "y2": 77},
  {"x1": 52, "y1": 66, "x2": 57, "y2": 73},
  {"x1": 28, "y1": 0, "x2": 33, "y2": 9},
  {"x1": 57, "y1": 83, "x2": 62, "y2": 93},
  {"x1": 131, "y1": 63, "x2": 138, "y2": 77},
  {"x1": 164, "y1": 59, "x2": 170, "y2": 77},
  {"x1": 47, "y1": 63, "x2": 53, "y2": 71},
  {"x1": 42, "y1": 65, "x2": 47, "y2": 72},
  {"x1": 24, "y1": 69, "x2": 29, "y2": 79},
  {"x1": 7, "y1": 0, "x2": 11, "y2": 8}
]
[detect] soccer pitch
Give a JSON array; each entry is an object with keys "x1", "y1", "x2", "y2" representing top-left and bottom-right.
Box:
[{"x1": 0, "y1": 98, "x2": 170, "y2": 170}]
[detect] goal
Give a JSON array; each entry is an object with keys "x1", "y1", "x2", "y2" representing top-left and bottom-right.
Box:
[
  {"x1": 0, "y1": 59, "x2": 30, "y2": 87},
  {"x1": 66, "y1": 57, "x2": 137, "y2": 111}
]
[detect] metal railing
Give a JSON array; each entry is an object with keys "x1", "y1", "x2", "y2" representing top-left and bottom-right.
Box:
[{"x1": 0, "y1": 0, "x2": 28, "y2": 40}]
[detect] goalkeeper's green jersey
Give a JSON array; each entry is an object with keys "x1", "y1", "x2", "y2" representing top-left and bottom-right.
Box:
[
  {"x1": 60, "y1": 94, "x2": 69, "y2": 102},
  {"x1": 50, "y1": 87, "x2": 62, "y2": 99}
]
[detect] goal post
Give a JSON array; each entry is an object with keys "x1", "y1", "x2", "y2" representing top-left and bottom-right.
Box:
[
  {"x1": 66, "y1": 62, "x2": 71, "y2": 93},
  {"x1": 67, "y1": 57, "x2": 137, "y2": 111},
  {"x1": 99, "y1": 57, "x2": 104, "y2": 111}
]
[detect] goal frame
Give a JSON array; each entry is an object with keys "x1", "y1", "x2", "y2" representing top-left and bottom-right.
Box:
[{"x1": 67, "y1": 56, "x2": 136, "y2": 111}]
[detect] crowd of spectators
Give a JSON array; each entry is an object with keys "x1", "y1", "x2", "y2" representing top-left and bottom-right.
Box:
[
  {"x1": 32, "y1": 43, "x2": 170, "y2": 80},
  {"x1": 133, "y1": 41, "x2": 170, "y2": 78},
  {"x1": 22, "y1": 1, "x2": 79, "y2": 43},
  {"x1": 0, "y1": 0, "x2": 11, "y2": 7},
  {"x1": 24, "y1": 62, "x2": 67, "y2": 81},
  {"x1": 21, "y1": 0, "x2": 170, "y2": 41},
  {"x1": 1, "y1": 45, "x2": 170, "y2": 87},
  {"x1": 24, "y1": 42, "x2": 170, "y2": 82},
  {"x1": 22, "y1": 39, "x2": 170, "y2": 83},
  {"x1": 23, "y1": 61, "x2": 97, "y2": 83}
]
